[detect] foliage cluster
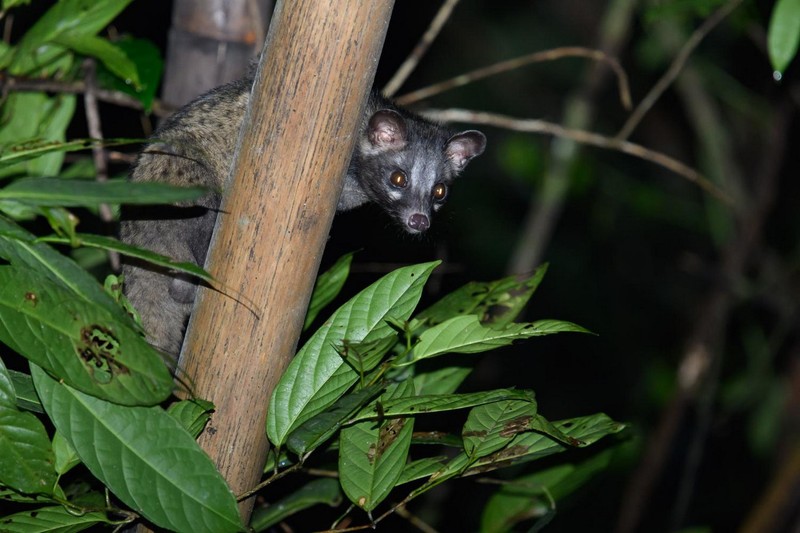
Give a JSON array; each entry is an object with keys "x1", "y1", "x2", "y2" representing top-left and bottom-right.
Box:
[{"x1": 0, "y1": 1, "x2": 627, "y2": 531}]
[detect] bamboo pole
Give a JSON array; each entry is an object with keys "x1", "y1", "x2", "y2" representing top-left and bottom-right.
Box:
[{"x1": 178, "y1": 0, "x2": 395, "y2": 521}]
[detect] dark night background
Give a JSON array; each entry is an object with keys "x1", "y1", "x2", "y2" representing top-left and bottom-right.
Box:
[{"x1": 4, "y1": 0, "x2": 800, "y2": 531}]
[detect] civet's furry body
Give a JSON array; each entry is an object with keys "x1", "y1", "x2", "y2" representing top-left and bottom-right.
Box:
[{"x1": 121, "y1": 74, "x2": 486, "y2": 355}]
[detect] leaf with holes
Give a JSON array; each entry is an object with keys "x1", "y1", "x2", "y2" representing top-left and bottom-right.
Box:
[
  {"x1": 350, "y1": 389, "x2": 534, "y2": 424},
  {"x1": 416, "y1": 264, "x2": 548, "y2": 329},
  {"x1": 464, "y1": 413, "x2": 626, "y2": 476},
  {"x1": 463, "y1": 399, "x2": 539, "y2": 460},
  {"x1": 406, "y1": 315, "x2": 590, "y2": 364},
  {"x1": 0, "y1": 266, "x2": 172, "y2": 406},
  {"x1": 339, "y1": 380, "x2": 415, "y2": 512}
]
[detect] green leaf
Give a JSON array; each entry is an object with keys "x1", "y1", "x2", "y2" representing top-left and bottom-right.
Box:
[
  {"x1": 413, "y1": 367, "x2": 471, "y2": 395},
  {"x1": 339, "y1": 380, "x2": 415, "y2": 512},
  {"x1": 249, "y1": 478, "x2": 342, "y2": 531},
  {"x1": 0, "y1": 93, "x2": 76, "y2": 177},
  {"x1": 407, "y1": 315, "x2": 590, "y2": 364},
  {"x1": 0, "y1": 137, "x2": 137, "y2": 172},
  {"x1": 480, "y1": 449, "x2": 614, "y2": 533},
  {"x1": 286, "y1": 384, "x2": 383, "y2": 458},
  {"x1": 463, "y1": 399, "x2": 539, "y2": 460},
  {"x1": 336, "y1": 334, "x2": 398, "y2": 375},
  {"x1": 0, "y1": 357, "x2": 56, "y2": 495},
  {"x1": 54, "y1": 33, "x2": 140, "y2": 89},
  {"x1": 0, "y1": 177, "x2": 206, "y2": 206},
  {"x1": 32, "y1": 366, "x2": 243, "y2": 533},
  {"x1": 0, "y1": 356, "x2": 16, "y2": 408},
  {"x1": 167, "y1": 398, "x2": 215, "y2": 439},
  {"x1": 768, "y1": 0, "x2": 800, "y2": 75},
  {"x1": 416, "y1": 264, "x2": 548, "y2": 329},
  {"x1": 267, "y1": 262, "x2": 439, "y2": 446},
  {"x1": 52, "y1": 430, "x2": 81, "y2": 476},
  {"x1": 8, "y1": 368, "x2": 43, "y2": 412},
  {"x1": 305, "y1": 252, "x2": 353, "y2": 331},
  {"x1": 96, "y1": 37, "x2": 163, "y2": 112},
  {"x1": 40, "y1": 233, "x2": 214, "y2": 285},
  {"x1": 397, "y1": 456, "x2": 448, "y2": 485},
  {"x1": 2, "y1": 0, "x2": 32, "y2": 10},
  {"x1": 465, "y1": 413, "x2": 626, "y2": 476},
  {"x1": 10, "y1": 0, "x2": 134, "y2": 75},
  {"x1": 41, "y1": 207, "x2": 79, "y2": 245},
  {"x1": 0, "y1": 505, "x2": 114, "y2": 532},
  {"x1": 0, "y1": 266, "x2": 172, "y2": 406},
  {"x1": 0, "y1": 215, "x2": 132, "y2": 324},
  {"x1": 350, "y1": 389, "x2": 534, "y2": 423}
]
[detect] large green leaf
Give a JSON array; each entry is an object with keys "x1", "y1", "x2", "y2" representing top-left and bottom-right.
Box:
[
  {"x1": 0, "y1": 177, "x2": 206, "y2": 206},
  {"x1": 339, "y1": 380, "x2": 415, "y2": 512},
  {"x1": 267, "y1": 262, "x2": 439, "y2": 446},
  {"x1": 0, "y1": 358, "x2": 56, "y2": 494},
  {"x1": 32, "y1": 366, "x2": 243, "y2": 533},
  {"x1": 0, "y1": 266, "x2": 172, "y2": 405}
]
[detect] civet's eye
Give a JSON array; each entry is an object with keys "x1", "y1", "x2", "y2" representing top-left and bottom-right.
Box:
[
  {"x1": 432, "y1": 183, "x2": 448, "y2": 201},
  {"x1": 389, "y1": 170, "x2": 407, "y2": 188}
]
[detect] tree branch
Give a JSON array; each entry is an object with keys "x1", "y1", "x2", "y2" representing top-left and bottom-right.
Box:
[{"x1": 420, "y1": 108, "x2": 734, "y2": 205}]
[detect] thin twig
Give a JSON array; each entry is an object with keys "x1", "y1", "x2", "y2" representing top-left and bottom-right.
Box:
[
  {"x1": 82, "y1": 59, "x2": 120, "y2": 270},
  {"x1": 382, "y1": 0, "x2": 461, "y2": 97},
  {"x1": 396, "y1": 46, "x2": 632, "y2": 111},
  {"x1": 2, "y1": 13, "x2": 12, "y2": 43},
  {"x1": 236, "y1": 463, "x2": 303, "y2": 502},
  {"x1": 420, "y1": 108, "x2": 734, "y2": 205},
  {"x1": 615, "y1": 0, "x2": 745, "y2": 140},
  {"x1": 0, "y1": 73, "x2": 173, "y2": 116},
  {"x1": 395, "y1": 505, "x2": 440, "y2": 533}
]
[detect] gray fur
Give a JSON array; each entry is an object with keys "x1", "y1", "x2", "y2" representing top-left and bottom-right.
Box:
[{"x1": 120, "y1": 74, "x2": 486, "y2": 356}]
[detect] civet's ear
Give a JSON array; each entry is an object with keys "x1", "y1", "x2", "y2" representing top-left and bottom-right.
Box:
[
  {"x1": 368, "y1": 110, "x2": 408, "y2": 150},
  {"x1": 445, "y1": 130, "x2": 487, "y2": 172}
]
